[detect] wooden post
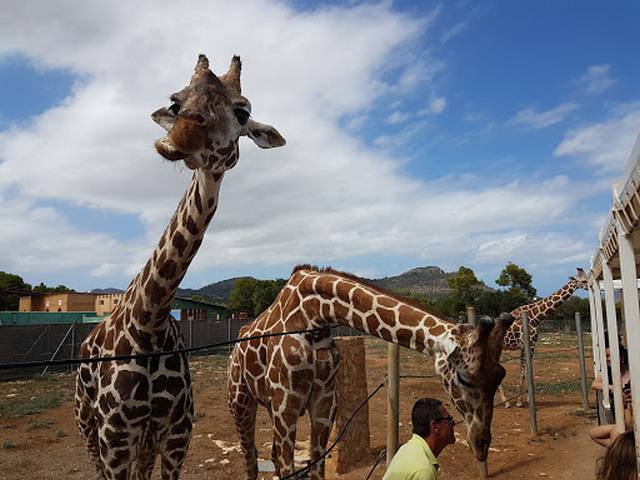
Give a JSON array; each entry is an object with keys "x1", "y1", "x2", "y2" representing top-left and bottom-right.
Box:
[
  {"x1": 466, "y1": 305, "x2": 476, "y2": 326},
  {"x1": 521, "y1": 312, "x2": 537, "y2": 435},
  {"x1": 386, "y1": 343, "x2": 400, "y2": 465},
  {"x1": 575, "y1": 312, "x2": 590, "y2": 411},
  {"x1": 326, "y1": 337, "x2": 371, "y2": 475}
]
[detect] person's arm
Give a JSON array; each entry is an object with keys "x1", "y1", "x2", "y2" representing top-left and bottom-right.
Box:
[
  {"x1": 624, "y1": 403, "x2": 634, "y2": 430},
  {"x1": 589, "y1": 424, "x2": 615, "y2": 447},
  {"x1": 591, "y1": 374, "x2": 603, "y2": 391}
]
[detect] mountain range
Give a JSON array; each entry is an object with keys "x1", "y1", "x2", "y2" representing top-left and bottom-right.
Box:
[{"x1": 89, "y1": 266, "x2": 456, "y2": 304}]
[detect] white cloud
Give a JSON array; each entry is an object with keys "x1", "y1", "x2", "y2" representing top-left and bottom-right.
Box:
[
  {"x1": 441, "y1": 22, "x2": 467, "y2": 43},
  {"x1": 0, "y1": 1, "x2": 594, "y2": 291},
  {"x1": 473, "y1": 232, "x2": 589, "y2": 265},
  {"x1": 509, "y1": 103, "x2": 579, "y2": 130},
  {"x1": 386, "y1": 111, "x2": 410, "y2": 125},
  {"x1": 428, "y1": 96, "x2": 447, "y2": 114},
  {"x1": 574, "y1": 64, "x2": 615, "y2": 95},
  {"x1": 554, "y1": 103, "x2": 640, "y2": 173}
]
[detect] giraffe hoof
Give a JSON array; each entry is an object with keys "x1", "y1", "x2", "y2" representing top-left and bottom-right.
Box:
[
  {"x1": 516, "y1": 401, "x2": 524, "y2": 408},
  {"x1": 504, "y1": 402, "x2": 511, "y2": 409}
]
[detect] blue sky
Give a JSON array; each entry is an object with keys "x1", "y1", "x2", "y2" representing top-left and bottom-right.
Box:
[{"x1": 1, "y1": 1, "x2": 639, "y2": 296}]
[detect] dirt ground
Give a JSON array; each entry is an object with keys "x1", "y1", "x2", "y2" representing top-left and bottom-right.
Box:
[{"x1": 0, "y1": 332, "x2": 604, "y2": 479}]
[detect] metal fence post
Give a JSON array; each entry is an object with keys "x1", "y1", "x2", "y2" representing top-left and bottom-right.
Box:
[
  {"x1": 575, "y1": 312, "x2": 590, "y2": 411},
  {"x1": 521, "y1": 312, "x2": 538, "y2": 435},
  {"x1": 189, "y1": 314, "x2": 193, "y2": 358},
  {"x1": 70, "y1": 322, "x2": 76, "y2": 373}
]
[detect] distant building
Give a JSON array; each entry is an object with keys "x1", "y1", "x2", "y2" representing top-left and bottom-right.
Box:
[
  {"x1": 19, "y1": 292, "x2": 97, "y2": 313},
  {"x1": 95, "y1": 293, "x2": 124, "y2": 316},
  {"x1": 17, "y1": 292, "x2": 228, "y2": 322}
]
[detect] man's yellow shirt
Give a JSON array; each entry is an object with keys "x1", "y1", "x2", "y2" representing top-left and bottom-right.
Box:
[{"x1": 382, "y1": 434, "x2": 439, "y2": 480}]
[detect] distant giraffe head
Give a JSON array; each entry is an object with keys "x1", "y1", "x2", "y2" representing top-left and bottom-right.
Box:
[
  {"x1": 571, "y1": 267, "x2": 588, "y2": 290},
  {"x1": 152, "y1": 54, "x2": 285, "y2": 173},
  {"x1": 434, "y1": 312, "x2": 514, "y2": 461}
]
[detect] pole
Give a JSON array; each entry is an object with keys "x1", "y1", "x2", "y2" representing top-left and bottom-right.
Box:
[
  {"x1": 616, "y1": 216, "x2": 640, "y2": 471},
  {"x1": 189, "y1": 313, "x2": 194, "y2": 358},
  {"x1": 576, "y1": 312, "x2": 589, "y2": 411},
  {"x1": 521, "y1": 312, "x2": 538, "y2": 435},
  {"x1": 602, "y1": 259, "x2": 625, "y2": 431},
  {"x1": 466, "y1": 305, "x2": 476, "y2": 326},
  {"x1": 42, "y1": 322, "x2": 76, "y2": 376},
  {"x1": 592, "y1": 281, "x2": 610, "y2": 410},
  {"x1": 386, "y1": 343, "x2": 399, "y2": 465},
  {"x1": 70, "y1": 322, "x2": 76, "y2": 373}
]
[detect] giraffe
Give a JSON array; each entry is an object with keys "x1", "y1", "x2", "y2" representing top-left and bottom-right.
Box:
[
  {"x1": 227, "y1": 265, "x2": 514, "y2": 480},
  {"x1": 498, "y1": 267, "x2": 588, "y2": 407},
  {"x1": 75, "y1": 54, "x2": 285, "y2": 480}
]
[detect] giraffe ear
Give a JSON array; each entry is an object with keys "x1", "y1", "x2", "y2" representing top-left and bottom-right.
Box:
[{"x1": 243, "y1": 119, "x2": 286, "y2": 149}]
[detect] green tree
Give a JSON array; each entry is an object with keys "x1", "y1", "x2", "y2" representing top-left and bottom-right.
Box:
[
  {"x1": 0, "y1": 272, "x2": 32, "y2": 311},
  {"x1": 32, "y1": 282, "x2": 74, "y2": 294},
  {"x1": 446, "y1": 266, "x2": 485, "y2": 316},
  {"x1": 252, "y1": 279, "x2": 286, "y2": 317},
  {"x1": 189, "y1": 294, "x2": 207, "y2": 303},
  {"x1": 496, "y1": 262, "x2": 537, "y2": 300},
  {"x1": 229, "y1": 277, "x2": 259, "y2": 314}
]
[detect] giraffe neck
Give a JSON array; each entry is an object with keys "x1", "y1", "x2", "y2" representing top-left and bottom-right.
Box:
[
  {"x1": 122, "y1": 169, "x2": 223, "y2": 332},
  {"x1": 512, "y1": 280, "x2": 578, "y2": 329},
  {"x1": 285, "y1": 269, "x2": 459, "y2": 354}
]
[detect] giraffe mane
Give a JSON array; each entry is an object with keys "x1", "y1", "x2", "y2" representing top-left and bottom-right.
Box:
[{"x1": 291, "y1": 264, "x2": 453, "y2": 323}]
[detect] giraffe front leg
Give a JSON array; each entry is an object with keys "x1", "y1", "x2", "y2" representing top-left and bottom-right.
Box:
[
  {"x1": 271, "y1": 410, "x2": 299, "y2": 480},
  {"x1": 228, "y1": 385, "x2": 259, "y2": 480},
  {"x1": 497, "y1": 385, "x2": 511, "y2": 408},
  {"x1": 308, "y1": 387, "x2": 337, "y2": 480},
  {"x1": 75, "y1": 372, "x2": 107, "y2": 479},
  {"x1": 159, "y1": 423, "x2": 191, "y2": 480}
]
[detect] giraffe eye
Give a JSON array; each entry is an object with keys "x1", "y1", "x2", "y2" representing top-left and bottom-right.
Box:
[
  {"x1": 234, "y1": 108, "x2": 250, "y2": 126},
  {"x1": 169, "y1": 103, "x2": 180, "y2": 115}
]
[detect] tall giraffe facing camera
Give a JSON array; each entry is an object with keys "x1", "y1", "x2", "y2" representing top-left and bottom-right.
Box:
[{"x1": 75, "y1": 54, "x2": 285, "y2": 480}]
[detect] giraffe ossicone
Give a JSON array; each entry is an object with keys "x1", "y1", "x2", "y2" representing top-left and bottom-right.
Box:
[
  {"x1": 227, "y1": 265, "x2": 514, "y2": 480},
  {"x1": 75, "y1": 54, "x2": 285, "y2": 480},
  {"x1": 499, "y1": 267, "x2": 588, "y2": 407}
]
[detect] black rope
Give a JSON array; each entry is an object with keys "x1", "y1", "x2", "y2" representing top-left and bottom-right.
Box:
[
  {"x1": 365, "y1": 448, "x2": 387, "y2": 480},
  {"x1": 0, "y1": 327, "x2": 324, "y2": 371},
  {"x1": 281, "y1": 378, "x2": 388, "y2": 480}
]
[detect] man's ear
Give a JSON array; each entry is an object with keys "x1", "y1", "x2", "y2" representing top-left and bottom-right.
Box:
[{"x1": 243, "y1": 119, "x2": 286, "y2": 149}]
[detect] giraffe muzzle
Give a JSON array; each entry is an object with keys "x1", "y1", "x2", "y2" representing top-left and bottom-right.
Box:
[{"x1": 154, "y1": 136, "x2": 187, "y2": 161}]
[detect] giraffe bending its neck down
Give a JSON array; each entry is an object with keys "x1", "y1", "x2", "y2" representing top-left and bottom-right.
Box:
[
  {"x1": 498, "y1": 268, "x2": 588, "y2": 408},
  {"x1": 228, "y1": 265, "x2": 514, "y2": 480},
  {"x1": 75, "y1": 54, "x2": 285, "y2": 480}
]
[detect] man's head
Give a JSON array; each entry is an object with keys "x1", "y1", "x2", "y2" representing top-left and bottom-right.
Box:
[{"x1": 412, "y1": 398, "x2": 456, "y2": 455}]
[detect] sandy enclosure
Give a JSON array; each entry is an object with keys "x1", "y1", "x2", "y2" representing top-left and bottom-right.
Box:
[{"x1": 0, "y1": 332, "x2": 603, "y2": 479}]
